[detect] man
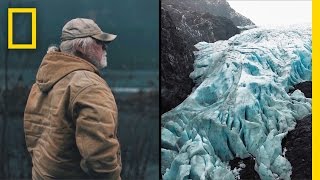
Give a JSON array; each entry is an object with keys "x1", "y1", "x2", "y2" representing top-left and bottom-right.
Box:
[{"x1": 24, "y1": 18, "x2": 121, "y2": 179}]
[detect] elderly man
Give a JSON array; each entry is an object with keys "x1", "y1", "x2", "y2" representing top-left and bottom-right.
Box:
[{"x1": 24, "y1": 18, "x2": 121, "y2": 179}]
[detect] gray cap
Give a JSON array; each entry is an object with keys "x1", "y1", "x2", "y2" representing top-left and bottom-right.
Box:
[{"x1": 61, "y1": 18, "x2": 117, "y2": 42}]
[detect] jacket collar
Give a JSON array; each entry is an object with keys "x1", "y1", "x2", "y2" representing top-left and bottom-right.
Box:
[{"x1": 36, "y1": 51, "x2": 101, "y2": 92}]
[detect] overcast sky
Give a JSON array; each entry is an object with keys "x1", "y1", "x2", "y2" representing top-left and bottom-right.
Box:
[{"x1": 227, "y1": 0, "x2": 311, "y2": 26}]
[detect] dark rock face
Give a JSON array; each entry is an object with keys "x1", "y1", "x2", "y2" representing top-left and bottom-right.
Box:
[
  {"x1": 164, "y1": 3, "x2": 240, "y2": 45},
  {"x1": 230, "y1": 157, "x2": 260, "y2": 180},
  {"x1": 161, "y1": 7, "x2": 195, "y2": 114},
  {"x1": 284, "y1": 81, "x2": 312, "y2": 179},
  {"x1": 283, "y1": 115, "x2": 311, "y2": 180},
  {"x1": 162, "y1": 0, "x2": 255, "y2": 26},
  {"x1": 289, "y1": 81, "x2": 312, "y2": 98},
  {"x1": 161, "y1": 2, "x2": 240, "y2": 114}
]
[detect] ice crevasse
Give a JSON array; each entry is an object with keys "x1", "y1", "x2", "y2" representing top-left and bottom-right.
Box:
[{"x1": 161, "y1": 24, "x2": 311, "y2": 180}]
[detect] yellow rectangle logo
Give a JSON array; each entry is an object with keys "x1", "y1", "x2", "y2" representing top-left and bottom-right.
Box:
[{"x1": 8, "y1": 8, "x2": 36, "y2": 49}]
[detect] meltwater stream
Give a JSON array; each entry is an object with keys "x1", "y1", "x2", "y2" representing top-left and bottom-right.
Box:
[{"x1": 161, "y1": 24, "x2": 311, "y2": 180}]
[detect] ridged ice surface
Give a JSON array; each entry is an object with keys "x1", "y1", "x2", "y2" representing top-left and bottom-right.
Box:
[{"x1": 161, "y1": 24, "x2": 311, "y2": 180}]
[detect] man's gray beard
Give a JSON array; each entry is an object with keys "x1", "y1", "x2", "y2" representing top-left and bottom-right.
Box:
[
  {"x1": 87, "y1": 51, "x2": 107, "y2": 69},
  {"x1": 100, "y1": 52, "x2": 107, "y2": 69}
]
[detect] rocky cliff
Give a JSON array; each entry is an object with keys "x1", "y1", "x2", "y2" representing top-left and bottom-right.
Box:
[
  {"x1": 164, "y1": 3, "x2": 240, "y2": 45},
  {"x1": 284, "y1": 81, "x2": 312, "y2": 179},
  {"x1": 161, "y1": 7, "x2": 195, "y2": 114},
  {"x1": 162, "y1": 0, "x2": 254, "y2": 26},
  {"x1": 161, "y1": 1, "x2": 241, "y2": 114}
]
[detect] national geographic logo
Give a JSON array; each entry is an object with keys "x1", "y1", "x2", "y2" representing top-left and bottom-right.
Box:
[{"x1": 8, "y1": 8, "x2": 36, "y2": 49}]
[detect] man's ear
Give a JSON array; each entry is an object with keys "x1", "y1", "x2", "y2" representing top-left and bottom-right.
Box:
[
  {"x1": 74, "y1": 44, "x2": 88, "y2": 60},
  {"x1": 75, "y1": 43, "x2": 86, "y2": 55}
]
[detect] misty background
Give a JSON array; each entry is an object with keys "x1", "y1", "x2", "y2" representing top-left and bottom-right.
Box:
[
  {"x1": 227, "y1": 0, "x2": 311, "y2": 26},
  {"x1": 0, "y1": 0, "x2": 159, "y2": 87},
  {"x1": 0, "y1": 0, "x2": 159, "y2": 179}
]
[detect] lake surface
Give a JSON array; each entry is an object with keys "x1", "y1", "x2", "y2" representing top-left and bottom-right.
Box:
[{"x1": 0, "y1": 69, "x2": 159, "y2": 89}]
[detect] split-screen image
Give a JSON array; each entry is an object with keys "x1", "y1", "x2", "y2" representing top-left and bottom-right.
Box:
[{"x1": 0, "y1": 0, "x2": 313, "y2": 179}]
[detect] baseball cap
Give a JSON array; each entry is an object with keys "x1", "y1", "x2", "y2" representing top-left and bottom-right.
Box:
[{"x1": 61, "y1": 18, "x2": 117, "y2": 42}]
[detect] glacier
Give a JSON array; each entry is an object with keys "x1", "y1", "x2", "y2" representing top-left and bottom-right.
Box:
[{"x1": 161, "y1": 24, "x2": 311, "y2": 180}]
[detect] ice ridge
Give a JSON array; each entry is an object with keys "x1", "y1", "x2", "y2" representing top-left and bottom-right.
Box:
[{"x1": 161, "y1": 24, "x2": 311, "y2": 180}]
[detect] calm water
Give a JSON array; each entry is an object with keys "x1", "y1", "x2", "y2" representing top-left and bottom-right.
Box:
[{"x1": 0, "y1": 69, "x2": 159, "y2": 89}]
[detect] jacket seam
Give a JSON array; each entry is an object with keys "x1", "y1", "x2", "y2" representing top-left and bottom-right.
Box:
[
  {"x1": 69, "y1": 84, "x2": 94, "y2": 120},
  {"x1": 68, "y1": 71, "x2": 105, "y2": 118},
  {"x1": 83, "y1": 71, "x2": 97, "y2": 85},
  {"x1": 69, "y1": 84, "x2": 94, "y2": 160}
]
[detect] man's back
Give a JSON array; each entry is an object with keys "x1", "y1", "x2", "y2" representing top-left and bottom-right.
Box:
[{"x1": 24, "y1": 51, "x2": 121, "y2": 179}]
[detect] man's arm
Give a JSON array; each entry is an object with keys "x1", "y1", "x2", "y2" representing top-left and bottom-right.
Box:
[{"x1": 71, "y1": 84, "x2": 121, "y2": 179}]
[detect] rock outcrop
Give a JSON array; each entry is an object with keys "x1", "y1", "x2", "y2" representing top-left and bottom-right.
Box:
[
  {"x1": 284, "y1": 81, "x2": 312, "y2": 179},
  {"x1": 162, "y1": 0, "x2": 254, "y2": 26},
  {"x1": 161, "y1": 1, "x2": 241, "y2": 114},
  {"x1": 164, "y1": 3, "x2": 240, "y2": 45},
  {"x1": 161, "y1": 7, "x2": 195, "y2": 114}
]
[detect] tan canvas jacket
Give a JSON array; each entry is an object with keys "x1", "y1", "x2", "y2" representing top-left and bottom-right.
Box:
[{"x1": 24, "y1": 51, "x2": 121, "y2": 179}]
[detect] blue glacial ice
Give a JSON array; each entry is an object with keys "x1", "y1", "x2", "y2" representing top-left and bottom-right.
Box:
[{"x1": 161, "y1": 24, "x2": 311, "y2": 180}]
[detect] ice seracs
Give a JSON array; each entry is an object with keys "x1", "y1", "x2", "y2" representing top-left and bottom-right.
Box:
[{"x1": 161, "y1": 24, "x2": 311, "y2": 180}]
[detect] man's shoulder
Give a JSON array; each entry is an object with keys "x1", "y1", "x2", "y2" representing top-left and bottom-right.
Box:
[{"x1": 67, "y1": 70, "x2": 110, "y2": 91}]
